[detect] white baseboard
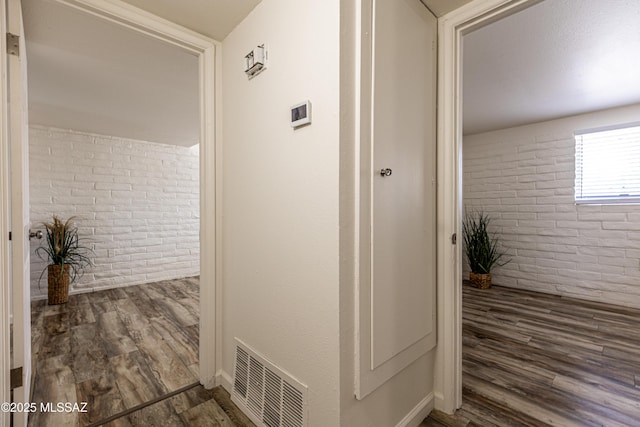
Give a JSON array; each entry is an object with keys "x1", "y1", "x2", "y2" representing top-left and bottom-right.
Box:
[
  {"x1": 218, "y1": 370, "x2": 233, "y2": 393},
  {"x1": 200, "y1": 373, "x2": 216, "y2": 390},
  {"x1": 395, "y1": 392, "x2": 434, "y2": 427},
  {"x1": 434, "y1": 391, "x2": 457, "y2": 415},
  {"x1": 30, "y1": 274, "x2": 200, "y2": 301},
  {"x1": 434, "y1": 391, "x2": 444, "y2": 411}
]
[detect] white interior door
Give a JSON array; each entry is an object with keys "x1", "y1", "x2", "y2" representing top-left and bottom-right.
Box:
[
  {"x1": 7, "y1": 0, "x2": 31, "y2": 425},
  {"x1": 356, "y1": 0, "x2": 437, "y2": 397}
]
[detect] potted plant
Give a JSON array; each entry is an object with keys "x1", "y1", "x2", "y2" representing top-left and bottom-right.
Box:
[
  {"x1": 36, "y1": 215, "x2": 93, "y2": 305},
  {"x1": 462, "y1": 210, "x2": 510, "y2": 289}
]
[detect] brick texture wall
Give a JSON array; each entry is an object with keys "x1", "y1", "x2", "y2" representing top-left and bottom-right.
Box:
[
  {"x1": 463, "y1": 104, "x2": 640, "y2": 308},
  {"x1": 29, "y1": 126, "x2": 199, "y2": 298}
]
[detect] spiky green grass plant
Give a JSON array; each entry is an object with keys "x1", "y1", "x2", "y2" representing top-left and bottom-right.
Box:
[
  {"x1": 462, "y1": 210, "x2": 510, "y2": 274},
  {"x1": 36, "y1": 215, "x2": 94, "y2": 287}
]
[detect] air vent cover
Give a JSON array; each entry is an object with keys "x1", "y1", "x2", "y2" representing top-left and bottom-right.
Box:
[{"x1": 232, "y1": 338, "x2": 307, "y2": 427}]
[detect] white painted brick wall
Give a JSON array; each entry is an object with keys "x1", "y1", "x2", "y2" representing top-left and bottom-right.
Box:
[
  {"x1": 463, "y1": 103, "x2": 640, "y2": 308},
  {"x1": 29, "y1": 126, "x2": 199, "y2": 299}
]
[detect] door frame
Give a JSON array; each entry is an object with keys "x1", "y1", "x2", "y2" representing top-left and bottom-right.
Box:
[
  {"x1": 1, "y1": 0, "x2": 222, "y2": 395},
  {"x1": 1, "y1": 0, "x2": 11, "y2": 423},
  {"x1": 435, "y1": 0, "x2": 541, "y2": 414}
]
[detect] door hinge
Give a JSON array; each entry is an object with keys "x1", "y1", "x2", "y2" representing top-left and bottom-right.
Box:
[
  {"x1": 6, "y1": 33, "x2": 19, "y2": 56},
  {"x1": 10, "y1": 367, "x2": 22, "y2": 389},
  {"x1": 8, "y1": 231, "x2": 11, "y2": 241},
  {"x1": 451, "y1": 233, "x2": 457, "y2": 245}
]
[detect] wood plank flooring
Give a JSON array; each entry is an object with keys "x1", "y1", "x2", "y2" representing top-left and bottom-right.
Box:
[
  {"x1": 29, "y1": 277, "x2": 254, "y2": 427},
  {"x1": 422, "y1": 283, "x2": 640, "y2": 427},
  {"x1": 32, "y1": 278, "x2": 640, "y2": 426}
]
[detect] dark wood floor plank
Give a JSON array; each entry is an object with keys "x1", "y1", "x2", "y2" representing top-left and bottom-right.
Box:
[
  {"x1": 423, "y1": 283, "x2": 640, "y2": 427},
  {"x1": 29, "y1": 277, "x2": 253, "y2": 427},
  {"x1": 424, "y1": 409, "x2": 470, "y2": 427},
  {"x1": 180, "y1": 400, "x2": 235, "y2": 427},
  {"x1": 169, "y1": 385, "x2": 218, "y2": 415},
  {"x1": 90, "y1": 299, "x2": 117, "y2": 315},
  {"x1": 104, "y1": 287, "x2": 130, "y2": 301},
  {"x1": 30, "y1": 355, "x2": 79, "y2": 427},
  {"x1": 154, "y1": 279, "x2": 191, "y2": 301},
  {"x1": 470, "y1": 332, "x2": 640, "y2": 403},
  {"x1": 97, "y1": 311, "x2": 139, "y2": 358},
  {"x1": 460, "y1": 386, "x2": 553, "y2": 427},
  {"x1": 151, "y1": 295, "x2": 198, "y2": 328},
  {"x1": 126, "y1": 399, "x2": 185, "y2": 427},
  {"x1": 176, "y1": 296, "x2": 199, "y2": 321},
  {"x1": 76, "y1": 373, "x2": 127, "y2": 426},
  {"x1": 111, "y1": 350, "x2": 167, "y2": 408},
  {"x1": 69, "y1": 303, "x2": 96, "y2": 327},
  {"x1": 113, "y1": 297, "x2": 151, "y2": 332},
  {"x1": 150, "y1": 316, "x2": 199, "y2": 370},
  {"x1": 40, "y1": 313, "x2": 71, "y2": 359},
  {"x1": 127, "y1": 294, "x2": 164, "y2": 320},
  {"x1": 70, "y1": 322, "x2": 110, "y2": 384},
  {"x1": 130, "y1": 324, "x2": 197, "y2": 391}
]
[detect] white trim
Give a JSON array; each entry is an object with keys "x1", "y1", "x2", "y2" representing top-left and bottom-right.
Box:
[
  {"x1": 8, "y1": 1, "x2": 32, "y2": 423},
  {"x1": 52, "y1": 0, "x2": 221, "y2": 389},
  {"x1": 394, "y1": 393, "x2": 434, "y2": 427},
  {"x1": 55, "y1": 0, "x2": 211, "y2": 53},
  {"x1": 218, "y1": 370, "x2": 234, "y2": 394},
  {"x1": 213, "y1": 41, "x2": 224, "y2": 388},
  {"x1": 0, "y1": 0, "x2": 11, "y2": 422},
  {"x1": 30, "y1": 275, "x2": 201, "y2": 301},
  {"x1": 435, "y1": 0, "x2": 541, "y2": 414},
  {"x1": 575, "y1": 198, "x2": 640, "y2": 205}
]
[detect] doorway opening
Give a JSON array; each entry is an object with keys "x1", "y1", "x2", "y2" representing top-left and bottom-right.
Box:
[
  {"x1": 11, "y1": 0, "x2": 220, "y2": 424},
  {"x1": 439, "y1": 0, "x2": 640, "y2": 423}
]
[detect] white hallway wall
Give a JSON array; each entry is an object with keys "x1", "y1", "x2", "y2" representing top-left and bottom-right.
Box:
[
  {"x1": 463, "y1": 103, "x2": 640, "y2": 308},
  {"x1": 222, "y1": 0, "x2": 435, "y2": 425},
  {"x1": 221, "y1": 0, "x2": 341, "y2": 425},
  {"x1": 29, "y1": 125, "x2": 199, "y2": 298}
]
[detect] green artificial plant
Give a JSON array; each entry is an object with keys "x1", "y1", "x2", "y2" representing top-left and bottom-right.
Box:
[
  {"x1": 36, "y1": 215, "x2": 94, "y2": 287},
  {"x1": 462, "y1": 210, "x2": 510, "y2": 274}
]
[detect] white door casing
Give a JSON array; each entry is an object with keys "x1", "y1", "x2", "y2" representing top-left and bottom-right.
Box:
[
  {"x1": 356, "y1": 0, "x2": 437, "y2": 398},
  {"x1": 7, "y1": 0, "x2": 32, "y2": 425},
  {"x1": 435, "y1": 0, "x2": 542, "y2": 413},
  {"x1": 0, "y1": 0, "x2": 12, "y2": 424}
]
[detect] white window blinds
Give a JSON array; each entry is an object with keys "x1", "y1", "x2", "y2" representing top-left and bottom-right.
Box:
[{"x1": 575, "y1": 124, "x2": 640, "y2": 204}]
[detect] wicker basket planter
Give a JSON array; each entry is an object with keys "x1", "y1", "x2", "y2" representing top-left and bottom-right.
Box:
[
  {"x1": 48, "y1": 264, "x2": 71, "y2": 305},
  {"x1": 469, "y1": 272, "x2": 492, "y2": 289},
  {"x1": 37, "y1": 215, "x2": 93, "y2": 305}
]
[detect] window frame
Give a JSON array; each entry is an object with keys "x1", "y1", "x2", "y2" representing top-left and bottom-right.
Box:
[{"x1": 574, "y1": 122, "x2": 640, "y2": 205}]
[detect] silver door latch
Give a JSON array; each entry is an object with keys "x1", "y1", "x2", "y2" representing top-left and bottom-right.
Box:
[
  {"x1": 29, "y1": 230, "x2": 43, "y2": 240},
  {"x1": 380, "y1": 168, "x2": 392, "y2": 177}
]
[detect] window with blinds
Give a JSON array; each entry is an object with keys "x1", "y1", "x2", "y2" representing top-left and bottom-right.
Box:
[{"x1": 575, "y1": 124, "x2": 640, "y2": 204}]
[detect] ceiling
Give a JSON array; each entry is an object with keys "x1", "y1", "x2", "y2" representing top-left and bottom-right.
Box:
[
  {"x1": 463, "y1": 0, "x2": 640, "y2": 135},
  {"x1": 421, "y1": 0, "x2": 473, "y2": 17},
  {"x1": 117, "y1": 0, "x2": 261, "y2": 41},
  {"x1": 26, "y1": 0, "x2": 639, "y2": 142},
  {"x1": 23, "y1": 0, "x2": 260, "y2": 147}
]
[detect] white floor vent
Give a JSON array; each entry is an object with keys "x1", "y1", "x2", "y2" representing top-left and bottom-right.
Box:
[{"x1": 232, "y1": 338, "x2": 308, "y2": 427}]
